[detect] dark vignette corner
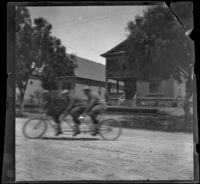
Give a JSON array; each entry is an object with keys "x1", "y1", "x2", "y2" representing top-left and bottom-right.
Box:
[{"x1": 2, "y1": 2, "x2": 15, "y2": 183}]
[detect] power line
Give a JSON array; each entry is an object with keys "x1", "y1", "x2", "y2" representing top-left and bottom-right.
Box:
[
  {"x1": 52, "y1": 8, "x2": 141, "y2": 30},
  {"x1": 53, "y1": 9, "x2": 116, "y2": 27},
  {"x1": 53, "y1": 7, "x2": 136, "y2": 27}
]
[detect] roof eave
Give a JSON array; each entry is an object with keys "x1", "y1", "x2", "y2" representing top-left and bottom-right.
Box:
[
  {"x1": 101, "y1": 51, "x2": 126, "y2": 57},
  {"x1": 100, "y1": 39, "x2": 128, "y2": 57},
  {"x1": 56, "y1": 75, "x2": 77, "y2": 80}
]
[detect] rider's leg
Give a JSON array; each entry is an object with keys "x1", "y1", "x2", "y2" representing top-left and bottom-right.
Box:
[
  {"x1": 70, "y1": 106, "x2": 85, "y2": 136},
  {"x1": 52, "y1": 114, "x2": 62, "y2": 136},
  {"x1": 88, "y1": 104, "x2": 104, "y2": 135}
]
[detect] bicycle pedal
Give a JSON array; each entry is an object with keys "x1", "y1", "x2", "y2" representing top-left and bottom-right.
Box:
[
  {"x1": 55, "y1": 131, "x2": 62, "y2": 136},
  {"x1": 91, "y1": 132, "x2": 98, "y2": 136},
  {"x1": 73, "y1": 132, "x2": 80, "y2": 136}
]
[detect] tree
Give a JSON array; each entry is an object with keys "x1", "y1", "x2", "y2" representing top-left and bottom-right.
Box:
[
  {"x1": 126, "y1": 2, "x2": 194, "y2": 122},
  {"x1": 30, "y1": 17, "x2": 78, "y2": 90},
  {"x1": 15, "y1": 6, "x2": 35, "y2": 112},
  {"x1": 15, "y1": 7, "x2": 77, "y2": 112}
]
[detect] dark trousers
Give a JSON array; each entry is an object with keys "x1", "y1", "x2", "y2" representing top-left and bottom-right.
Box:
[
  {"x1": 51, "y1": 115, "x2": 61, "y2": 125},
  {"x1": 88, "y1": 104, "x2": 105, "y2": 125},
  {"x1": 47, "y1": 110, "x2": 62, "y2": 126},
  {"x1": 70, "y1": 105, "x2": 85, "y2": 125}
]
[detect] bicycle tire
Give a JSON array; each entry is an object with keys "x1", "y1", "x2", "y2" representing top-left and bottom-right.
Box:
[
  {"x1": 22, "y1": 117, "x2": 48, "y2": 139},
  {"x1": 99, "y1": 119, "x2": 122, "y2": 140}
]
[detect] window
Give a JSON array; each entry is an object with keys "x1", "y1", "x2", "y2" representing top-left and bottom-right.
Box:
[
  {"x1": 122, "y1": 63, "x2": 127, "y2": 70},
  {"x1": 67, "y1": 82, "x2": 71, "y2": 90},
  {"x1": 62, "y1": 81, "x2": 72, "y2": 90},
  {"x1": 107, "y1": 58, "x2": 119, "y2": 71},
  {"x1": 98, "y1": 87, "x2": 101, "y2": 95},
  {"x1": 148, "y1": 80, "x2": 163, "y2": 95},
  {"x1": 108, "y1": 83, "x2": 111, "y2": 93},
  {"x1": 62, "y1": 82, "x2": 67, "y2": 89}
]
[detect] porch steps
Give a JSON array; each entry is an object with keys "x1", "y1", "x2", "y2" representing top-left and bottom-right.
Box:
[
  {"x1": 105, "y1": 106, "x2": 158, "y2": 114},
  {"x1": 119, "y1": 100, "x2": 132, "y2": 106}
]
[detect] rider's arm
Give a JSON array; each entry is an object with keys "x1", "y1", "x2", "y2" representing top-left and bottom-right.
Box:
[
  {"x1": 65, "y1": 98, "x2": 75, "y2": 113},
  {"x1": 84, "y1": 98, "x2": 96, "y2": 113},
  {"x1": 43, "y1": 94, "x2": 50, "y2": 110}
]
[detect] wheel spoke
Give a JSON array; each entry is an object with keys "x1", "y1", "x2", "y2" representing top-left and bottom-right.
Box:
[
  {"x1": 23, "y1": 118, "x2": 47, "y2": 139},
  {"x1": 99, "y1": 119, "x2": 122, "y2": 140}
]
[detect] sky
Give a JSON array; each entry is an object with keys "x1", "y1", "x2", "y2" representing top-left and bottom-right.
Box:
[{"x1": 28, "y1": 6, "x2": 148, "y2": 64}]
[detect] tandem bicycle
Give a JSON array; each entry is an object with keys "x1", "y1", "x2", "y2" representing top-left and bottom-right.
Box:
[{"x1": 22, "y1": 113, "x2": 122, "y2": 140}]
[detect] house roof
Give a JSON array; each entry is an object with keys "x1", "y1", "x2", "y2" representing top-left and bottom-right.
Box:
[
  {"x1": 30, "y1": 56, "x2": 106, "y2": 83},
  {"x1": 29, "y1": 74, "x2": 42, "y2": 80},
  {"x1": 74, "y1": 56, "x2": 105, "y2": 82},
  {"x1": 101, "y1": 39, "x2": 128, "y2": 57}
]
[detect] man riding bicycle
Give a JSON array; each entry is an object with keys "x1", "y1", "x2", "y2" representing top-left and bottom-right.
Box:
[
  {"x1": 60, "y1": 90, "x2": 85, "y2": 136},
  {"x1": 42, "y1": 90, "x2": 67, "y2": 136},
  {"x1": 82, "y1": 86, "x2": 106, "y2": 136}
]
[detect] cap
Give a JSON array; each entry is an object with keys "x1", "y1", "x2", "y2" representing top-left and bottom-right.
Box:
[
  {"x1": 83, "y1": 86, "x2": 91, "y2": 91},
  {"x1": 42, "y1": 90, "x2": 49, "y2": 94},
  {"x1": 61, "y1": 89, "x2": 70, "y2": 95}
]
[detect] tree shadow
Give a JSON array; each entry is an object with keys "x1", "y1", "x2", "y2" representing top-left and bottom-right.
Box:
[{"x1": 40, "y1": 136, "x2": 101, "y2": 141}]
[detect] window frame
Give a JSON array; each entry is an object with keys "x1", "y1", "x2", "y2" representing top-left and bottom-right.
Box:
[{"x1": 147, "y1": 80, "x2": 163, "y2": 96}]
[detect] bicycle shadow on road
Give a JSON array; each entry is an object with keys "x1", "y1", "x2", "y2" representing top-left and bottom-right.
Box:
[{"x1": 40, "y1": 136, "x2": 101, "y2": 141}]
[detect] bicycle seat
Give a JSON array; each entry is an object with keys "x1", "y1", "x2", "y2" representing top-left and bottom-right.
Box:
[{"x1": 79, "y1": 116, "x2": 85, "y2": 120}]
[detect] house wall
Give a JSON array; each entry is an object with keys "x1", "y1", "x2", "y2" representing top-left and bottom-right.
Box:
[
  {"x1": 137, "y1": 78, "x2": 175, "y2": 98},
  {"x1": 174, "y1": 79, "x2": 186, "y2": 98},
  {"x1": 163, "y1": 77, "x2": 174, "y2": 98},
  {"x1": 135, "y1": 77, "x2": 188, "y2": 107},
  {"x1": 136, "y1": 81, "x2": 147, "y2": 97},
  {"x1": 23, "y1": 78, "x2": 43, "y2": 104},
  {"x1": 58, "y1": 77, "x2": 106, "y2": 102}
]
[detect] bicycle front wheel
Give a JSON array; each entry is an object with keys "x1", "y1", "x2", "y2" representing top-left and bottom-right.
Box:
[
  {"x1": 99, "y1": 119, "x2": 122, "y2": 140},
  {"x1": 23, "y1": 117, "x2": 48, "y2": 139}
]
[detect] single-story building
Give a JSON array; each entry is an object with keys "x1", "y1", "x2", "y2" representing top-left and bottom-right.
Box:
[
  {"x1": 57, "y1": 56, "x2": 123, "y2": 102},
  {"x1": 16, "y1": 75, "x2": 43, "y2": 105},
  {"x1": 16, "y1": 56, "x2": 123, "y2": 105}
]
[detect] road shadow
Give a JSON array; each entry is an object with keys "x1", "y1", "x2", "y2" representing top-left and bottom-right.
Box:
[{"x1": 40, "y1": 136, "x2": 101, "y2": 141}]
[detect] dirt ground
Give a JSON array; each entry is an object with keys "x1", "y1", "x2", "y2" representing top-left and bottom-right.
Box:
[{"x1": 16, "y1": 115, "x2": 194, "y2": 181}]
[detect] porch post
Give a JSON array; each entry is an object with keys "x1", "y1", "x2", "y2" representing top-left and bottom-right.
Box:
[
  {"x1": 105, "y1": 61, "x2": 108, "y2": 94},
  {"x1": 105, "y1": 77, "x2": 108, "y2": 94},
  {"x1": 117, "y1": 80, "x2": 119, "y2": 93}
]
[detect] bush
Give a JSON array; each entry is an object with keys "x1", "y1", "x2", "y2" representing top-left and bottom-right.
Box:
[{"x1": 172, "y1": 102, "x2": 178, "y2": 107}]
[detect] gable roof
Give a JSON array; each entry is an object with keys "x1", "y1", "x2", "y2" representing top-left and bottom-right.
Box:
[
  {"x1": 101, "y1": 39, "x2": 128, "y2": 57},
  {"x1": 75, "y1": 56, "x2": 105, "y2": 82}
]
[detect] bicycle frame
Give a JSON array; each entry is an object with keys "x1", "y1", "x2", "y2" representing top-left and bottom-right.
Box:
[
  {"x1": 23, "y1": 113, "x2": 122, "y2": 140},
  {"x1": 38, "y1": 113, "x2": 106, "y2": 134}
]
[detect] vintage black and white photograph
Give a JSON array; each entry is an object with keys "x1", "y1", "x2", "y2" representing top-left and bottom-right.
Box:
[{"x1": 14, "y1": 2, "x2": 195, "y2": 181}]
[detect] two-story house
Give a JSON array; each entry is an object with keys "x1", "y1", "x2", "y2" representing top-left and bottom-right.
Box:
[{"x1": 101, "y1": 40, "x2": 186, "y2": 107}]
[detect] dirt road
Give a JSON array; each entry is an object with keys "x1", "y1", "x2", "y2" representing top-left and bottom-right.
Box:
[{"x1": 16, "y1": 116, "x2": 193, "y2": 181}]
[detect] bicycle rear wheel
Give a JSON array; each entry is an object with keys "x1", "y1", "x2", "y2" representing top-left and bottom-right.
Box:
[
  {"x1": 99, "y1": 119, "x2": 122, "y2": 140},
  {"x1": 23, "y1": 117, "x2": 48, "y2": 139}
]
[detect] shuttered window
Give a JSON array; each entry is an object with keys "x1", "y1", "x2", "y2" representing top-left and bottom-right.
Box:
[{"x1": 148, "y1": 80, "x2": 163, "y2": 95}]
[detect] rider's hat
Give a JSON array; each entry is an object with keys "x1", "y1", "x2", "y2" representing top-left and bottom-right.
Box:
[
  {"x1": 61, "y1": 89, "x2": 70, "y2": 95},
  {"x1": 83, "y1": 86, "x2": 91, "y2": 91},
  {"x1": 42, "y1": 90, "x2": 49, "y2": 94}
]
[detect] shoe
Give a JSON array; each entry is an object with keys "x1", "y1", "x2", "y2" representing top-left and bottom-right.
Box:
[
  {"x1": 91, "y1": 126, "x2": 99, "y2": 136},
  {"x1": 54, "y1": 125, "x2": 62, "y2": 136},
  {"x1": 55, "y1": 130, "x2": 62, "y2": 136},
  {"x1": 73, "y1": 129, "x2": 80, "y2": 136},
  {"x1": 73, "y1": 126, "x2": 80, "y2": 136}
]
